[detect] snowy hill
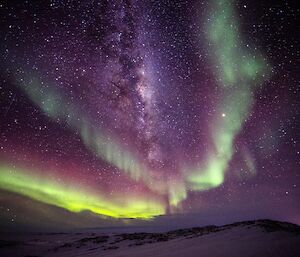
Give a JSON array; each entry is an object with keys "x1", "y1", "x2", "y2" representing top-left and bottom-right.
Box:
[{"x1": 1, "y1": 219, "x2": 299, "y2": 257}]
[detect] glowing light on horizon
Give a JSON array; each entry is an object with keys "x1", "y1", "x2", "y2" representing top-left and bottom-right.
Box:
[{"x1": 0, "y1": 164, "x2": 165, "y2": 219}]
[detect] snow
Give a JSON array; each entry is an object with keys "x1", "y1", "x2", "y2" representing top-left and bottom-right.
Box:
[{"x1": 1, "y1": 220, "x2": 299, "y2": 257}]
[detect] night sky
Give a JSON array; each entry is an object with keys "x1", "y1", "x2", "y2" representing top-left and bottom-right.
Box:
[{"x1": 0, "y1": 0, "x2": 299, "y2": 231}]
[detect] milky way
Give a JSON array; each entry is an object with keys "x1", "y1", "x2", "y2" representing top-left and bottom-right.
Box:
[{"x1": 0, "y1": 0, "x2": 299, "y2": 229}]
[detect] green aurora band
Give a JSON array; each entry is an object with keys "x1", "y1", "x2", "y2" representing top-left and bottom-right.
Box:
[
  {"x1": 14, "y1": 74, "x2": 168, "y2": 198},
  {"x1": 186, "y1": 0, "x2": 269, "y2": 191},
  {"x1": 0, "y1": 165, "x2": 165, "y2": 219},
  {"x1": 21, "y1": 76, "x2": 149, "y2": 182}
]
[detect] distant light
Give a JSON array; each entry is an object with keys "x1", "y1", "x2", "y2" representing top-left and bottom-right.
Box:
[{"x1": 222, "y1": 113, "x2": 226, "y2": 117}]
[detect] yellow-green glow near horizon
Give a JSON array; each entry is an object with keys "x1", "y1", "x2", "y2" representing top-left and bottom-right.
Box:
[
  {"x1": 187, "y1": 0, "x2": 269, "y2": 191},
  {"x1": 0, "y1": 165, "x2": 165, "y2": 219}
]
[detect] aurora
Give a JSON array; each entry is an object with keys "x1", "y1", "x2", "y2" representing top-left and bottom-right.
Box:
[
  {"x1": 1, "y1": 0, "x2": 268, "y2": 214},
  {"x1": 0, "y1": 165, "x2": 165, "y2": 219},
  {"x1": 186, "y1": 0, "x2": 268, "y2": 192},
  {"x1": 0, "y1": 0, "x2": 297, "y2": 230}
]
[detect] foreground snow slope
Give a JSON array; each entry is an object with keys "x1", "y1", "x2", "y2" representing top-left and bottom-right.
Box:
[{"x1": 1, "y1": 219, "x2": 299, "y2": 257}]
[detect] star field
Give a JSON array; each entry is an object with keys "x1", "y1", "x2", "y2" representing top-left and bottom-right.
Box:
[{"x1": 0, "y1": 0, "x2": 299, "y2": 230}]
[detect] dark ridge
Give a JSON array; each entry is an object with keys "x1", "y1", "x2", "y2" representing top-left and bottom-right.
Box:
[
  {"x1": 221, "y1": 219, "x2": 300, "y2": 234},
  {"x1": 113, "y1": 219, "x2": 300, "y2": 244}
]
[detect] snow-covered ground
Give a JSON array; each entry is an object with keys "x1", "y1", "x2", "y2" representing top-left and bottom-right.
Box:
[{"x1": 1, "y1": 219, "x2": 299, "y2": 257}]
